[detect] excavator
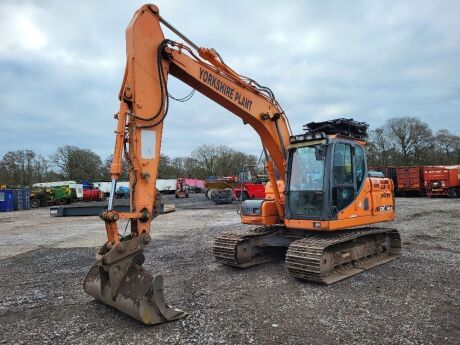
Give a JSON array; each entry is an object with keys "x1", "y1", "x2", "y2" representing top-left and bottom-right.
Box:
[{"x1": 83, "y1": 4, "x2": 401, "y2": 325}]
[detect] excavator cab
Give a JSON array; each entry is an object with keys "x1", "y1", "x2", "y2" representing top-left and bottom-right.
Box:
[
  {"x1": 285, "y1": 119, "x2": 368, "y2": 222},
  {"x1": 283, "y1": 118, "x2": 395, "y2": 230},
  {"x1": 240, "y1": 119, "x2": 395, "y2": 230}
]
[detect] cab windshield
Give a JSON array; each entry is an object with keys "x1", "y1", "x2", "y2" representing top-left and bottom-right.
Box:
[{"x1": 288, "y1": 145, "x2": 326, "y2": 218}]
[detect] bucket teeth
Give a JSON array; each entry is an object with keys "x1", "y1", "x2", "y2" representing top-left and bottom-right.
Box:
[{"x1": 83, "y1": 239, "x2": 186, "y2": 325}]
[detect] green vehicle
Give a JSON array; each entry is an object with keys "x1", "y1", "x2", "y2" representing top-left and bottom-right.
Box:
[{"x1": 30, "y1": 186, "x2": 72, "y2": 208}]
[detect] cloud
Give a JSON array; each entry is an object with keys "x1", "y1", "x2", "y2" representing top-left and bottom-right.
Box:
[
  {"x1": 0, "y1": 3, "x2": 47, "y2": 54},
  {"x1": 1, "y1": 0, "x2": 459, "y2": 161}
]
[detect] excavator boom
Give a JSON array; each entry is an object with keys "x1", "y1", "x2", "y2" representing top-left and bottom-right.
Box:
[{"x1": 83, "y1": 4, "x2": 292, "y2": 324}]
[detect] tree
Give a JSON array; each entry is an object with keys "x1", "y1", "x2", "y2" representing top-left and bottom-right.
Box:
[
  {"x1": 0, "y1": 150, "x2": 36, "y2": 185},
  {"x1": 103, "y1": 154, "x2": 130, "y2": 180},
  {"x1": 434, "y1": 129, "x2": 460, "y2": 164},
  {"x1": 52, "y1": 145, "x2": 104, "y2": 181},
  {"x1": 214, "y1": 150, "x2": 257, "y2": 176},
  {"x1": 33, "y1": 155, "x2": 58, "y2": 183},
  {"x1": 191, "y1": 144, "x2": 224, "y2": 176},
  {"x1": 183, "y1": 157, "x2": 207, "y2": 178},
  {"x1": 382, "y1": 117, "x2": 434, "y2": 165},
  {"x1": 191, "y1": 144, "x2": 257, "y2": 177}
]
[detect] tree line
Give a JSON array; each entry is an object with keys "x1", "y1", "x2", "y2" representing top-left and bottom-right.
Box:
[
  {"x1": 0, "y1": 144, "x2": 257, "y2": 186},
  {"x1": 1, "y1": 116, "x2": 458, "y2": 186},
  {"x1": 367, "y1": 117, "x2": 459, "y2": 166}
]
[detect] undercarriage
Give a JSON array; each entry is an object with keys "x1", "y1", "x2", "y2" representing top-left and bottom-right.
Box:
[{"x1": 213, "y1": 227, "x2": 401, "y2": 284}]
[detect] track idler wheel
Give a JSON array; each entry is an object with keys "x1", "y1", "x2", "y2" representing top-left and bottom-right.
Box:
[{"x1": 83, "y1": 234, "x2": 187, "y2": 325}]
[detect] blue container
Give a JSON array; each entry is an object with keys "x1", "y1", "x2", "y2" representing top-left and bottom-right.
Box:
[
  {"x1": 22, "y1": 188, "x2": 31, "y2": 210},
  {"x1": 13, "y1": 189, "x2": 23, "y2": 211},
  {"x1": 0, "y1": 190, "x2": 15, "y2": 212}
]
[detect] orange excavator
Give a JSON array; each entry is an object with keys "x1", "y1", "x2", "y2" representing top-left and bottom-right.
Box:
[{"x1": 84, "y1": 4, "x2": 401, "y2": 325}]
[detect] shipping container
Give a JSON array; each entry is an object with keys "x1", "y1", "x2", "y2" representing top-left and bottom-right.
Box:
[
  {"x1": 423, "y1": 165, "x2": 460, "y2": 197},
  {"x1": 13, "y1": 189, "x2": 23, "y2": 210},
  {"x1": 22, "y1": 188, "x2": 31, "y2": 210},
  {"x1": 0, "y1": 189, "x2": 15, "y2": 212},
  {"x1": 396, "y1": 166, "x2": 424, "y2": 196}
]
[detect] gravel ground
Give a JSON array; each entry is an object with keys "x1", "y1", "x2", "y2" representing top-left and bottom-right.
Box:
[{"x1": 0, "y1": 195, "x2": 459, "y2": 344}]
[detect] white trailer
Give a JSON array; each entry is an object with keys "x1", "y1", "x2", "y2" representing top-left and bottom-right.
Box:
[
  {"x1": 156, "y1": 179, "x2": 177, "y2": 194},
  {"x1": 93, "y1": 179, "x2": 177, "y2": 196},
  {"x1": 33, "y1": 181, "x2": 77, "y2": 188}
]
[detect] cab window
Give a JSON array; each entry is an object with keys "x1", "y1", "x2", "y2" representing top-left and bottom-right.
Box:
[
  {"x1": 354, "y1": 145, "x2": 365, "y2": 191},
  {"x1": 333, "y1": 143, "x2": 352, "y2": 184},
  {"x1": 332, "y1": 143, "x2": 354, "y2": 210},
  {"x1": 288, "y1": 145, "x2": 326, "y2": 218}
]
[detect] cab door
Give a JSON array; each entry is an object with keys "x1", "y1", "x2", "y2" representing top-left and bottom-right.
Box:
[{"x1": 331, "y1": 142, "x2": 366, "y2": 213}]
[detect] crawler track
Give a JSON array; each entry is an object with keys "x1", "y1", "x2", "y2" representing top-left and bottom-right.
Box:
[
  {"x1": 285, "y1": 228, "x2": 401, "y2": 284},
  {"x1": 214, "y1": 226, "x2": 401, "y2": 284},
  {"x1": 212, "y1": 226, "x2": 287, "y2": 267}
]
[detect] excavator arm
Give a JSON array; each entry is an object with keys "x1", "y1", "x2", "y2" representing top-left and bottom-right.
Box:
[
  {"x1": 108, "y1": 5, "x2": 291, "y2": 242},
  {"x1": 84, "y1": 4, "x2": 291, "y2": 324}
]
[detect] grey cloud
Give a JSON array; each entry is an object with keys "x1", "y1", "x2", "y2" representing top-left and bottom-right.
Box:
[{"x1": 1, "y1": 0, "x2": 459, "y2": 160}]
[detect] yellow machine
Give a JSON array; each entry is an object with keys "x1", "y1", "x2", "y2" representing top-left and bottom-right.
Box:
[{"x1": 84, "y1": 4, "x2": 400, "y2": 324}]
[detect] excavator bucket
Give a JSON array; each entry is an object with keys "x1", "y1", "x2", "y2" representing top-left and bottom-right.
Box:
[{"x1": 83, "y1": 235, "x2": 187, "y2": 325}]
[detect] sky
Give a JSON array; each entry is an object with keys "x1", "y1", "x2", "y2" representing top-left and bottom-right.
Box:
[{"x1": 1, "y1": 0, "x2": 459, "y2": 160}]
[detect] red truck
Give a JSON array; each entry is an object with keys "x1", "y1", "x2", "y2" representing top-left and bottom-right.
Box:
[
  {"x1": 396, "y1": 166, "x2": 424, "y2": 196},
  {"x1": 233, "y1": 166, "x2": 267, "y2": 201},
  {"x1": 423, "y1": 165, "x2": 460, "y2": 197}
]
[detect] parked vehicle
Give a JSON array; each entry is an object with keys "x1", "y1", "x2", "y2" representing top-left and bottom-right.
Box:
[
  {"x1": 175, "y1": 178, "x2": 189, "y2": 198},
  {"x1": 183, "y1": 178, "x2": 205, "y2": 193},
  {"x1": 115, "y1": 186, "x2": 130, "y2": 199},
  {"x1": 205, "y1": 176, "x2": 237, "y2": 203},
  {"x1": 396, "y1": 166, "x2": 424, "y2": 196},
  {"x1": 234, "y1": 165, "x2": 267, "y2": 201},
  {"x1": 423, "y1": 165, "x2": 460, "y2": 197},
  {"x1": 31, "y1": 186, "x2": 73, "y2": 207}
]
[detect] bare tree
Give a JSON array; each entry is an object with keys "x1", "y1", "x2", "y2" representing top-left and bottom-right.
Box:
[
  {"x1": 367, "y1": 128, "x2": 392, "y2": 166},
  {"x1": 191, "y1": 144, "x2": 225, "y2": 176},
  {"x1": 191, "y1": 144, "x2": 256, "y2": 177},
  {"x1": 434, "y1": 129, "x2": 460, "y2": 164},
  {"x1": 33, "y1": 155, "x2": 56, "y2": 183},
  {"x1": 52, "y1": 145, "x2": 104, "y2": 181},
  {"x1": 384, "y1": 117, "x2": 433, "y2": 165},
  {"x1": 0, "y1": 150, "x2": 37, "y2": 185},
  {"x1": 103, "y1": 154, "x2": 129, "y2": 180}
]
